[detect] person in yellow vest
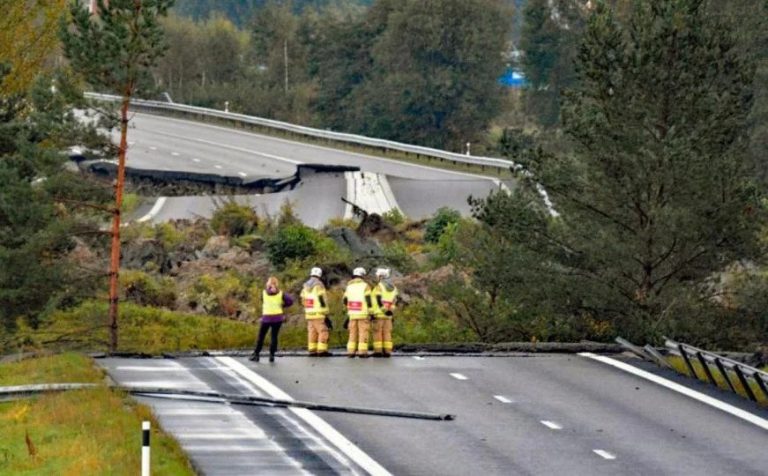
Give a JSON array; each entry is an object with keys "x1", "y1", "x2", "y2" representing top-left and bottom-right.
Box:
[
  {"x1": 300, "y1": 267, "x2": 331, "y2": 356},
  {"x1": 250, "y1": 276, "x2": 294, "y2": 363},
  {"x1": 343, "y1": 267, "x2": 373, "y2": 358},
  {"x1": 371, "y1": 267, "x2": 398, "y2": 357}
]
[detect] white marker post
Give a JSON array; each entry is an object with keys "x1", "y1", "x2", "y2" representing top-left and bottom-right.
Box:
[{"x1": 142, "y1": 421, "x2": 151, "y2": 476}]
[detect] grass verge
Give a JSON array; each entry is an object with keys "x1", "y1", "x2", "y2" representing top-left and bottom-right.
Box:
[
  {"x1": 667, "y1": 355, "x2": 768, "y2": 406},
  {"x1": 0, "y1": 354, "x2": 193, "y2": 475}
]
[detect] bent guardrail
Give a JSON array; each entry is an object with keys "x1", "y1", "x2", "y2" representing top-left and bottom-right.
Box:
[
  {"x1": 84, "y1": 92, "x2": 514, "y2": 172},
  {"x1": 665, "y1": 338, "x2": 768, "y2": 403}
]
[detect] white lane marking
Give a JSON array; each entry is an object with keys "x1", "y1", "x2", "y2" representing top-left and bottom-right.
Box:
[
  {"x1": 136, "y1": 197, "x2": 167, "y2": 223},
  {"x1": 238, "y1": 171, "x2": 247, "y2": 177},
  {"x1": 129, "y1": 141, "x2": 135, "y2": 146},
  {"x1": 450, "y1": 373, "x2": 468, "y2": 381},
  {"x1": 593, "y1": 450, "x2": 616, "y2": 460},
  {"x1": 178, "y1": 433, "x2": 267, "y2": 441},
  {"x1": 540, "y1": 420, "x2": 562, "y2": 430},
  {"x1": 171, "y1": 151, "x2": 180, "y2": 156},
  {"x1": 192, "y1": 158, "x2": 201, "y2": 163},
  {"x1": 134, "y1": 113, "x2": 497, "y2": 180},
  {"x1": 413, "y1": 356, "x2": 426, "y2": 361},
  {"x1": 149, "y1": 146, "x2": 157, "y2": 151},
  {"x1": 580, "y1": 353, "x2": 768, "y2": 431},
  {"x1": 216, "y1": 356, "x2": 392, "y2": 476},
  {"x1": 494, "y1": 395, "x2": 513, "y2": 403},
  {"x1": 214, "y1": 165, "x2": 223, "y2": 169}
]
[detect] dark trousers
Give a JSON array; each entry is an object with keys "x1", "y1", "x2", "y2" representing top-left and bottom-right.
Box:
[{"x1": 254, "y1": 322, "x2": 282, "y2": 357}]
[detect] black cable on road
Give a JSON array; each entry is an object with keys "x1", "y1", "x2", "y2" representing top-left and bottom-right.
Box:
[{"x1": 124, "y1": 385, "x2": 456, "y2": 421}]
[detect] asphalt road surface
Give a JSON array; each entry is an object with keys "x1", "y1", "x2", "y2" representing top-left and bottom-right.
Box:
[
  {"x1": 100, "y1": 354, "x2": 768, "y2": 476},
  {"x1": 120, "y1": 113, "x2": 508, "y2": 220}
]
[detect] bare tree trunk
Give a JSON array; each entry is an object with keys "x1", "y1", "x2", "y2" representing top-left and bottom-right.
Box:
[{"x1": 107, "y1": 92, "x2": 131, "y2": 352}]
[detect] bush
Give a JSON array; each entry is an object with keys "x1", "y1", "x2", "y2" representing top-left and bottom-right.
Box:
[
  {"x1": 120, "y1": 270, "x2": 177, "y2": 308},
  {"x1": 382, "y1": 208, "x2": 406, "y2": 227},
  {"x1": 188, "y1": 273, "x2": 249, "y2": 317},
  {"x1": 267, "y1": 224, "x2": 317, "y2": 268},
  {"x1": 211, "y1": 202, "x2": 258, "y2": 237},
  {"x1": 425, "y1": 207, "x2": 461, "y2": 243}
]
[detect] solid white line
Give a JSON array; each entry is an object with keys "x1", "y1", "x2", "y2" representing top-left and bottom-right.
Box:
[
  {"x1": 450, "y1": 373, "x2": 468, "y2": 381},
  {"x1": 343, "y1": 171, "x2": 355, "y2": 219},
  {"x1": 540, "y1": 420, "x2": 562, "y2": 430},
  {"x1": 216, "y1": 357, "x2": 392, "y2": 476},
  {"x1": 580, "y1": 353, "x2": 768, "y2": 431},
  {"x1": 494, "y1": 395, "x2": 513, "y2": 403},
  {"x1": 593, "y1": 449, "x2": 616, "y2": 460},
  {"x1": 378, "y1": 174, "x2": 402, "y2": 214},
  {"x1": 136, "y1": 197, "x2": 167, "y2": 223}
]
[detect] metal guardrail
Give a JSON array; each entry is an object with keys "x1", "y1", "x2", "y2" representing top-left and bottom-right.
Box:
[
  {"x1": 665, "y1": 338, "x2": 768, "y2": 403},
  {"x1": 83, "y1": 92, "x2": 515, "y2": 172}
]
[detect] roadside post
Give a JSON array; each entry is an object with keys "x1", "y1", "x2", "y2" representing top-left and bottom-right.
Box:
[{"x1": 142, "y1": 421, "x2": 151, "y2": 476}]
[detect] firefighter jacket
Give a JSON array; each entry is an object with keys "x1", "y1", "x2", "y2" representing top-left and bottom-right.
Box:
[
  {"x1": 344, "y1": 278, "x2": 372, "y2": 319},
  {"x1": 301, "y1": 277, "x2": 328, "y2": 319}
]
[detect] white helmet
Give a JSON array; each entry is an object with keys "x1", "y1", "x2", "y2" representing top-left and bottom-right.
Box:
[
  {"x1": 310, "y1": 267, "x2": 322, "y2": 278},
  {"x1": 375, "y1": 268, "x2": 391, "y2": 279},
  {"x1": 352, "y1": 267, "x2": 366, "y2": 277}
]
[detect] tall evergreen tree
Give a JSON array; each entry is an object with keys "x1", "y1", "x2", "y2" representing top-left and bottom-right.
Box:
[
  {"x1": 473, "y1": 0, "x2": 759, "y2": 342},
  {"x1": 60, "y1": 0, "x2": 173, "y2": 352}
]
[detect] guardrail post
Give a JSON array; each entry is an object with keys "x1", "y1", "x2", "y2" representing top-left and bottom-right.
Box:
[
  {"x1": 733, "y1": 366, "x2": 758, "y2": 402},
  {"x1": 695, "y1": 351, "x2": 716, "y2": 385},
  {"x1": 713, "y1": 358, "x2": 737, "y2": 394},
  {"x1": 678, "y1": 344, "x2": 699, "y2": 379},
  {"x1": 753, "y1": 373, "x2": 768, "y2": 400}
]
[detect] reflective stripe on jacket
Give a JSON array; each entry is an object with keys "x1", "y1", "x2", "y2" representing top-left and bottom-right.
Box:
[
  {"x1": 262, "y1": 290, "x2": 284, "y2": 316},
  {"x1": 344, "y1": 278, "x2": 371, "y2": 319}
]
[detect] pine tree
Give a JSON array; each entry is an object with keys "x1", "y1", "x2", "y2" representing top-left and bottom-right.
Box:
[
  {"x1": 474, "y1": 0, "x2": 759, "y2": 341},
  {"x1": 60, "y1": 0, "x2": 174, "y2": 352}
]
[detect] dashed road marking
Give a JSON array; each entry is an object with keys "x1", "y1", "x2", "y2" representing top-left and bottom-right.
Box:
[
  {"x1": 540, "y1": 420, "x2": 562, "y2": 430},
  {"x1": 580, "y1": 352, "x2": 768, "y2": 431},
  {"x1": 171, "y1": 151, "x2": 180, "y2": 156},
  {"x1": 214, "y1": 165, "x2": 223, "y2": 169},
  {"x1": 149, "y1": 146, "x2": 157, "y2": 151},
  {"x1": 494, "y1": 395, "x2": 513, "y2": 403},
  {"x1": 192, "y1": 158, "x2": 201, "y2": 162},
  {"x1": 593, "y1": 450, "x2": 616, "y2": 460},
  {"x1": 413, "y1": 356, "x2": 426, "y2": 361},
  {"x1": 450, "y1": 373, "x2": 468, "y2": 381},
  {"x1": 238, "y1": 171, "x2": 247, "y2": 177}
]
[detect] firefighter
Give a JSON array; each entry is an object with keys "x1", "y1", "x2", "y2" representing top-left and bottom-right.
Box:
[
  {"x1": 371, "y1": 267, "x2": 398, "y2": 357},
  {"x1": 300, "y1": 267, "x2": 331, "y2": 356},
  {"x1": 343, "y1": 267, "x2": 373, "y2": 358}
]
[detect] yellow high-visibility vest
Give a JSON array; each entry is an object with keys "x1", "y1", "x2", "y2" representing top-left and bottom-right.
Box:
[
  {"x1": 344, "y1": 278, "x2": 370, "y2": 319},
  {"x1": 262, "y1": 290, "x2": 284, "y2": 316},
  {"x1": 372, "y1": 282, "x2": 398, "y2": 318},
  {"x1": 301, "y1": 284, "x2": 328, "y2": 319}
]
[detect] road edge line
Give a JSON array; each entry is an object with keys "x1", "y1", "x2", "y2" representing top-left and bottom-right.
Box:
[
  {"x1": 216, "y1": 356, "x2": 393, "y2": 476},
  {"x1": 136, "y1": 197, "x2": 167, "y2": 223},
  {"x1": 579, "y1": 352, "x2": 768, "y2": 431}
]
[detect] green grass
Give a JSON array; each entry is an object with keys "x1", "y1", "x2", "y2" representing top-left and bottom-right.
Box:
[
  {"x1": 0, "y1": 355, "x2": 193, "y2": 475},
  {"x1": 668, "y1": 355, "x2": 768, "y2": 406}
]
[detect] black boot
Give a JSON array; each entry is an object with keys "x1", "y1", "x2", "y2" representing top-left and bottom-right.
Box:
[
  {"x1": 249, "y1": 352, "x2": 260, "y2": 362},
  {"x1": 269, "y1": 354, "x2": 275, "y2": 363}
]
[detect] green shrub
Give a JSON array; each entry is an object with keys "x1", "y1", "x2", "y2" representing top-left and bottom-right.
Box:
[
  {"x1": 211, "y1": 202, "x2": 258, "y2": 237},
  {"x1": 120, "y1": 270, "x2": 177, "y2": 308},
  {"x1": 188, "y1": 273, "x2": 249, "y2": 317},
  {"x1": 154, "y1": 222, "x2": 185, "y2": 251},
  {"x1": 425, "y1": 207, "x2": 461, "y2": 243},
  {"x1": 382, "y1": 208, "x2": 406, "y2": 227},
  {"x1": 267, "y1": 224, "x2": 317, "y2": 268},
  {"x1": 381, "y1": 241, "x2": 416, "y2": 273}
]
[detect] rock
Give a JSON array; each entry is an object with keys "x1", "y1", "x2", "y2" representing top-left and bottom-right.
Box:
[
  {"x1": 327, "y1": 227, "x2": 380, "y2": 257},
  {"x1": 202, "y1": 235, "x2": 231, "y2": 258},
  {"x1": 122, "y1": 239, "x2": 167, "y2": 271}
]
